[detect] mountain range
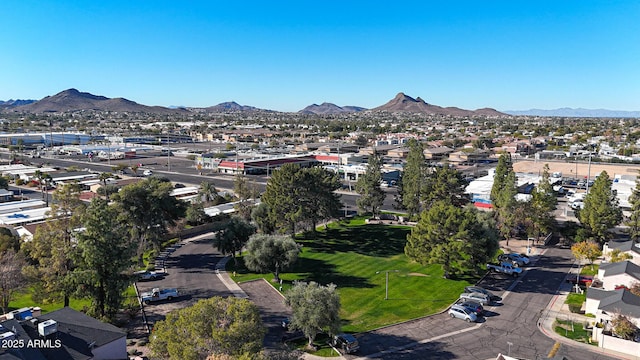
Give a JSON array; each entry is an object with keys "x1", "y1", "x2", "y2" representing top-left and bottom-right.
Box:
[
  {"x1": 372, "y1": 92, "x2": 505, "y2": 117},
  {"x1": 504, "y1": 108, "x2": 640, "y2": 118},
  {"x1": 299, "y1": 102, "x2": 366, "y2": 115},
  {"x1": 2, "y1": 89, "x2": 636, "y2": 117}
]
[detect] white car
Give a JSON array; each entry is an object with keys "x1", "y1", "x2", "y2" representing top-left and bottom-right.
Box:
[
  {"x1": 459, "y1": 292, "x2": 492, "y2": 305},
  {"x1": 448, "y1": 304, "x2": 478, "y2": 322},
  {"x1": 142, "y1": 169, "x2": 153, "y2": 176},
  {"x1": 134, "y1": 270, "x2": 161, "y2": 281},
  {"x1": 570, "y1": 201, "x2": 584, "y2": 210}
]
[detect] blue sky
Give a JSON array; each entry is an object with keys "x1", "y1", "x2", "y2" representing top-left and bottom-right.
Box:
[{"x1": 2, "y1": 1, "x2": 638, "y2": 112}]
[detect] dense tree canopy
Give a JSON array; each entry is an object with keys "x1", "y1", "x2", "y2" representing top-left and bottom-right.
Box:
[
  {"x1": 73, "y1": 197, "x2": 134, "y2": 319},
  {"x1": 422, "y1": 167, "x2": 469, "y2": 208},
  {"x1": 22, "y1": 183, "x2": 85, "y2": 307},
  {"x1": 214, "y1": 216, "x2": 256, "y2": 266},
  {"x1": 405, "y1": 201, "x2": 498, "y2": 277},
  {"x1": 112, "y1": 177, "x2": 186, "y2": 261},
  {"x1": 578, "y1": 171, "x2": 622, "y2": 243},
  {"x1": 150, "y1": 296, "x2": 265, "y2": 360},
  {"x1": 285, "y1": 281, "x2": 341, "y2": 347},
  {"x1": 626, "y1": 177, "x2": 640, "y2": 240}
]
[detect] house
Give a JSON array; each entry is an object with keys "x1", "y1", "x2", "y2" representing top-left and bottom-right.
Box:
[
  {"x1": 603, "y1": 240, "x2": 640, "y2": 265},
  {"x1": 597, "y1": 261, "x2": 640, "y2": 290},
  {"x1": 0, "y1": 307, "x2": 127, "y2": 360},
  {"x1": 586, "y1": 287, "x2": 640, "y2": 354}
]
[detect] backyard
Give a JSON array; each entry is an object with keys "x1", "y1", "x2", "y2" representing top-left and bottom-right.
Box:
[{"x1": 229, "y1": 217, "x2": 478, "y2": 333}]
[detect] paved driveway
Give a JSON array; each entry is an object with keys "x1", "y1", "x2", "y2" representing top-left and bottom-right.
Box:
[{"x1": 136, "y1": 235, "x2": 233, "y2": 326}]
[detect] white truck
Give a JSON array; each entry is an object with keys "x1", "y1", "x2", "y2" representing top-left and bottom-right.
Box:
[
  {"x1": 140, "y1": 287, "x2": 178, "y2": 304},
  {"x1": 486, "y1": 262, "x2": 523, "y2": 277}
]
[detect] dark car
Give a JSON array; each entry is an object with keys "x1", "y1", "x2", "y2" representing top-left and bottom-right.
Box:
[
  {"x1": 463, "y1": 286, "x2": 502, "y2": 302},
  {"x1": 457, "y1": 300, "x2": 484, "y2": 315},
  {"x1": 332, "y1": 334, "x2": 359, "y2": 354},
  {"x1": 281, "y1": 317, "x2": 290, "y2": 330}
]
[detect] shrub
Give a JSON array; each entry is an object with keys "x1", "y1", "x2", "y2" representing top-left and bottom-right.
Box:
[{"x1": 568, "y1": 304, "x2": 582, "y2": 313}]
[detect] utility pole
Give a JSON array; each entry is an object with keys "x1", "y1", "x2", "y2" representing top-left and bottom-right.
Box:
[{"x1": 375, "y1": 270, "x2": 399, "y2": 300}]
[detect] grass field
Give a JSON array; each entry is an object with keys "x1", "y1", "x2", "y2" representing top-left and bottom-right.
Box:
[
  {"x1": 229, "y1": 217, "x2": 478, "y2": 333},
  {"x1": 7, "y1": 285, "x2": 139, "y2": 315}
]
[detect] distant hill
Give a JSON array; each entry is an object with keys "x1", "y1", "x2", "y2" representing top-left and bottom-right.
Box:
[
  {"x1": 203, "y1": 101, "x2": 264, "y2": 112},
  {"x1": 0, "y1": 99, "x2": 36, "y2": 108},
  {"x1": 299, "y1": 102, "x2": 367, "y2": 115},
  {"x1": 12, "y1": 89, "x2": 188, "y2": 114},
  {"x1": 372, "y1": 93, "x2": 506, "y2": 116},
  {"x1": 504, "y1": 108, "x2": 640, "y2": 118}
]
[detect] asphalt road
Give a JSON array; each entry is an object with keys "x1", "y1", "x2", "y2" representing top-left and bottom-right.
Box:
[
  {"x1": 135, "y1": 235, "x2": 233, "y2": 326},
  {"x1": 18, "y1": 154, "x2": 399, "y2": 212}
]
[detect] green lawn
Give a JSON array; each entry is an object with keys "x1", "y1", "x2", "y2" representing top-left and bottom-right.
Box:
[
  {"x1": 8, "y1": 285, "x2": 139, "y2": 315},
  {"x1": 554, "y1": 318, "x2": 595, "y2": 345},
  {"x1": 229, "y1": 218, "x2": 478, "y2": 333}
]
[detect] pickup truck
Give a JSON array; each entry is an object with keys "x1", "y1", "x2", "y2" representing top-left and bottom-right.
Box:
[
  {"x1": 486, "y1": 262, "x2": 523, "y2": 277},
  {"x1": 140, "y1": 287, "x2": 178, "y2": 305}
]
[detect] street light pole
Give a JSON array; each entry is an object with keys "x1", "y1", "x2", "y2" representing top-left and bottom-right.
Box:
[{"x1": 376, "y1": 270, "x2": 399, "y2": 300}]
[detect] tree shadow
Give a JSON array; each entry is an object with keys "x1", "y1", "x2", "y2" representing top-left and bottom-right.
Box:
[
  {"x1": 289, "y1": 257, "x2": 374, "y2": 289},
  {"x1": 298, "y1": 224, "x2": 410, "y2": 257}
]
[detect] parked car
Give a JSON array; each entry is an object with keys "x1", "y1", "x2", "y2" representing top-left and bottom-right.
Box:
[
  {"x1": 459, "y1": 292, "x2": 492, "y2": 305},
  {"x1": 499, "y1": 253, "x2": 530, "y2": 266},
  {"x1": 463, "y1": 286, "x2": 502, "y2": 302},
  {"x1": 331, "y1": 334, "x2": 359, "y2": 354},
  {"x1": 570, "y1": 201, "x2": 584, "y2": 210},
  {"x1": 456, "y1": 300, "x2": 484, "y2": 315},
  {"x1": 134, "y1": 270, "x2": 162, "y2": 281},
  {"x1": 565, "y1": 274, "x2": 593, "y2": 287},
  {"x1": 448, "y1": 304, "x2": 478, "y2": 322}
]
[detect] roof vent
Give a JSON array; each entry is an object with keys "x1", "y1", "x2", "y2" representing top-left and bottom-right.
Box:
[
  {"x1": 38, "y1": 319, "x2": 57, "y2": 337},
  {"x1": 0, "y1": 331, "x2": 15, "y2": 342}
]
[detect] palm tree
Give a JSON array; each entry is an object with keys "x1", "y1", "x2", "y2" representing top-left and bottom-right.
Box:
[{"x1": 98, "y1": 172, "x2": 113, "y2": 200}]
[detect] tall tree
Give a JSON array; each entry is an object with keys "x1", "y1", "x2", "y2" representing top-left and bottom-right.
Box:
[
  {"x1": 22, "y1": 183, "x2": 85, "y2": 307},
  {"x1": 112, "y1": 177, "x2": 186, "y2": 262},
  {"x1": 285, "y1": 281, "x2": 341, "y2": 347},
  {"x1": 528, "y1": 164, "x2": 557, "y2": 239},
  {"x1": 298, "y1": 167, "x2": 342, "y2": 231},
  {"x1": 214, "y1": 216, "x2": 256, "y2": 266},
  {"x1": 98, "y1": 172, "x2": 114, "y2": 200},
  {"x1": 73, "y1": 198, "x2": 134, "y2": 319},
  {"x1": 494, "y1": 170, "x2": 518, "y2": 245},
  {"x1": 405, "y1": 201, "x2": 495, "y2": 278},
  {"x1": 626, "y1": 177, "x2": 640, "y2": 240},
  {"x1": 578, "y1": 171, "x2": 622, "y2": 243},
  {"x1": 355, "y1": 153, "x2": 385, "y2": 217},
  {"x1": 422, "y1": 167, "x2": 469, "y2": 208},
  {"x1": 490, "y1": 153, "x2": 513, "y2": 205},
  {"x1": 399, "y1": 139, "x2": 427, "y2": 218},
  {"x1": 243, "y1": 234, "x2": 301, "y2": 282},
  {"x1": 233, "y1": 173, "x2": 259, "y2": 221},
  {"x1": 0, "y1": 250, "x2": 27, "y2": 314},
  {"x1": 261, "y1": 164, "x2": 304, "y2": 234},
  {"x1": 150, "y1": 296, "x2": 265, "y2": 360},
  {"x1": 252, "y1": 202, "x2": 276, "y2": 234}
]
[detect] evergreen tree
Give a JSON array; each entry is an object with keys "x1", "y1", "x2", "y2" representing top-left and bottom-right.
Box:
[
  {"x1": 261, "y1": 164, "x2": 303, "y2": 234},
  {"x1": 627, "y1": 177, "x2": 640, "y2": 240},
  {"x1": 355, "y1": 153, "x2": 386, "y2": 217},
  {"x1": 422, "y1": 166, "x2": 469, "y2": 208},
  {"x1": 578, "y1": 171, "x2": 622, "y2": 243},
  {"x1": 73, "y1": 198, "x2": 134, "y2": 319},
  {"x1": 490, "y1": 153, "x2": 513, "y2": 204},
  {"x1": 528, "y1": 164, "x2": 557, "y2": 239},
  {"x1": 405, "y1": 201, "x2": 494, "y2": 278},
  {"x1": 298, "y1": 166, "x2": 342, "y2": 231},
  {"x1": 234, "y1": 173, "x2": 259, "y2": 221},
  {"x1": 399, "y1": 139, "x2": 426, "y2": 218},
  {"x1": 494, "y1": 170, "x2": 518, "y2": 245}
]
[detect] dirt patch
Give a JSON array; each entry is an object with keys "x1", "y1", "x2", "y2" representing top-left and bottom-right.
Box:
[{"x1": 407, "y1": 272, "x2": 429, "y2": 277}]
